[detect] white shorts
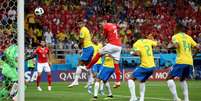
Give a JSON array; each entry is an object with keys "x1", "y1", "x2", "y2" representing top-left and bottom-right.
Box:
[
  {"x1": 99, "y1": 43, "x2": 122, "y2": 61},
  {"x1": 37, "y1": 62, "x2": 51, "y2": 73}
]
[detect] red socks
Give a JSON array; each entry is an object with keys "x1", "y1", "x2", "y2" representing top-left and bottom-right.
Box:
[
  {"x1": 114, "y1": 63, "x2": 121, "y2": 82},
  {"x1": 87, "y1": 53, "x2": 101, "y2": 69},
  {"x1": 36, "y1": 75, "x2": 41, "y2": 87},
  {"x1": 47, "y1": 74, "x2": 52, "y2": 86},
  {"x1": 37, "y1": 74, "x2": 52, "y2": 87}
]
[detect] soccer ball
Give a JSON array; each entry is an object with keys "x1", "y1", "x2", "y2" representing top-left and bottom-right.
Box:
[{"x1": 34, "y1": 7, "x2": 44, "y2": 16}]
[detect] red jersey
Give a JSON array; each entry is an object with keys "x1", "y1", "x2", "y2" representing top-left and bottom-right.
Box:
[
  {"x1": 103, "y1": 23, "x2": 121, "y2": 46},
  {"x1": 34, "y1": 47, "x2": 49, "y2": 63}
]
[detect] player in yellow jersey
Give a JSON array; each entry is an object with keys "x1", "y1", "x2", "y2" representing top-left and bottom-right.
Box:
[
  {"x1": 166, "y1": 24, "x2": 200, "y2": 101},
  {"x1": 91, "y1": 38, "x2": 103, "y2": 79},
  {"x1": 128, "y1": 34, "x2": 159, "y2": 101},
  {"x1": 87, "y1": 37, "x2": 103, "y2": 95},
  {"x1": 68, "y1": 21, "x2": 94, "y2": 87},
  {"x1": 92, "y1": 54, "x2": 114, "y2": 101}
]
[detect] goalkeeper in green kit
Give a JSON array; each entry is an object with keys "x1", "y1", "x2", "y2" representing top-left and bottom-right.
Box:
[{"x1": 0, "y1": 37, "x2": 18, "y2": 101}]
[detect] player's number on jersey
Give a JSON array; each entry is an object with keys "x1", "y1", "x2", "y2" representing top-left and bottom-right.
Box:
[
  {"x1": 183, "y1": 41, "x2": 191, "y2": 52},
  {"x1": 113, "y1": 27, "x2": 118, "y2": 38},
  {"x1": 144, "y1": 45, "x2": 151, "y2": 56}
]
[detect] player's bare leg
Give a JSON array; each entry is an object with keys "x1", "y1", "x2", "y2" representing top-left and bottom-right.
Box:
[
  {"x1": 36, "y1": 72, "x2": 42, "y2": 91},
  {"x1": 47, "y1": 72, "x2": 52, "y2": 91},
  {"x1": 128, "y1": 78, "x2": 138, "y2": 101},
  {"x1": 166, "y1": 75, "x2": 181, "y2": 101}
]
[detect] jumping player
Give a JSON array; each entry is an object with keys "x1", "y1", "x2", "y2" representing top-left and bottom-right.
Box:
[
  {"x1": 68, "y1": 21, "x2": 94, "y2": 87},
  {"x1": 26, "y1": 40, "x2": 52, "y2": 91},
  {"x1": 82, "y1": 20, "x2": 122, "y2": 88},
  {"x1": 166, "y1": 24, "x2": 200, "y2": 101},
  {"x1": 128, "y1": 34, "x2": 159, "y2": 101}
]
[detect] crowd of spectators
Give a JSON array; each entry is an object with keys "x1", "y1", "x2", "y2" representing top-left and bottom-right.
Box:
[
  {"x1": 1, "y1": 0, "x2": 201, "y2": 55},
  {"x1": 24, "y1": 0, "x2": 201, "y2": 52},
  {"x1": 0, "y1": 0, "x2": 17, "y2": 55}
]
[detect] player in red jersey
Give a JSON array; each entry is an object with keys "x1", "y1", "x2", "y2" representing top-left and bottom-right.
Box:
[
  {"x1": 26, "y1": 40, "x2": 52, "y2": 91},
  {"x1": 81, "y1": 20, "x2": 122, "y2": 88}
]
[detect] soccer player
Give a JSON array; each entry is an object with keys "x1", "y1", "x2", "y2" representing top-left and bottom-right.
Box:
[
  {"x1": 92, "y1": 54, "x2": 114, "y2": 100},
  {"x1": 26, "y1": 40, "x2": 52, "y2": 91},
  {"x1": 68, "y1": 21, "x2": 94, "y2": 87},
  {"x1": 82, "y1": 20, "x2": 122, "y2": 88},
  {"x1": 0, "y1": 37, "x2": 18, "y2": 100},
  {"x1": 88, "y1": 37, "x2": 103, "y2": 95},
  {"x1": 128, "y1": 34, "x2": 159, "y2": 101},
  {"x1": 166, "y1": 24, "x2": 200, "y2": 101}
]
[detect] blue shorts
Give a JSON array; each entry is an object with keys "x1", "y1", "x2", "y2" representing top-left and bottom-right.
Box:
[
  {"x1": 80, "y1": 46, "x2": 94, "y2": 62},
  {"x1": 169, "y1": 64, "x2": 193, "y2": 79},
  {"x1": 92, "y1": 64, "x2": 102, "y2": 74},
  {"x1": 132, "y1": 67, "x2": 155, "y2": 82},
  {"x1": 98, "y1": 66, "x2": 114, "y2": 82}
]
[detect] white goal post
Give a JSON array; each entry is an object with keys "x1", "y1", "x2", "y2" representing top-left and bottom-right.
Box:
[{"x1": 17, "y1": 0, "x2": 24, "y2": 101}]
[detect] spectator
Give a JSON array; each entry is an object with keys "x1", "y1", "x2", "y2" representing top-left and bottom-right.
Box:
[
  {"x1": 44, "y1": 29, "x2": 53, "y2": 46},
  {"x1": 8, "y1": 8, "x2": 17, "y2": 21},
  {"x1": 197, "y1": 33, "x2": 201, "y2": 44},
  {"x1": 26, "y1": 12, "x2": 36, "y2": 29}
]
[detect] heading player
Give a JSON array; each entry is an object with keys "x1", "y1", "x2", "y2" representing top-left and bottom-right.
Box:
[
  {"x1": 129, "y1": 33, "x2": 159, "y2": 101},
  {"x1": 26, "y1": 40, "x2": 52, "y2": 91},
  {"x1": 68, "y1": 21, "x2": 94, "y2": 87},
  {"x1": 81, "y1": 20, "x2": 122, "y2": 88},
  {"x1": 166, "y1": 24, "x2": 201, "y2": 101}
]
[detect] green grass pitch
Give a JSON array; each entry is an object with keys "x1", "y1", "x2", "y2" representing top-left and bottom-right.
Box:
[{"x1": 26, "y1": 81, "x2": 201, "y2": 101}]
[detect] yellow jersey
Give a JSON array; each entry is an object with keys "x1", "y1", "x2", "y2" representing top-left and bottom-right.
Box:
[
  {"x1": 79, "y1": 26, "x2": 93, "y2": 48},
  {"x1": 133, "y1": 39, "x2": 157, "y2": 68},
  {"x1": 92, "y1": 43, "x2": 102, "y2": 64},
  {"x1": 172, "y1": 32, "x2": 197, "y2": 65},
  {"x1": 103, "y1": 55, "x2": 114, "y2": 68}
]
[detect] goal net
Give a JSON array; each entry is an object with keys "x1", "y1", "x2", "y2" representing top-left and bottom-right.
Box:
[
  {"x1": 0, "y1": 0, "x2": 17, "y2": 81},
  {"x1": 0, "y1": 0, "x2": 25, "y2": 101}
]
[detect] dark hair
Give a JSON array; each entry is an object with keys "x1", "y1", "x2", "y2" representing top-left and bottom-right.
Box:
[{"x1": 176, "y1": 22, "x2": 186, "y2": 32}]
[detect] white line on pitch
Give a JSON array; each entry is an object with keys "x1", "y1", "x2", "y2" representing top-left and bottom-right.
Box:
[{"x1": 115, "y1": 95, "x2": 172, "y2": 101}]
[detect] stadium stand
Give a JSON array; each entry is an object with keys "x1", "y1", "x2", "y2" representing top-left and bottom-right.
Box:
[
  {"x1": 0, "y1": 0, "x2": 17, "y2": 56},
  {"x1": 24, "y1": 0, "x2": 201, "y2": 51},
  {"x1": 1, "y1": 0, "x2": 201, "y2": 60}
]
